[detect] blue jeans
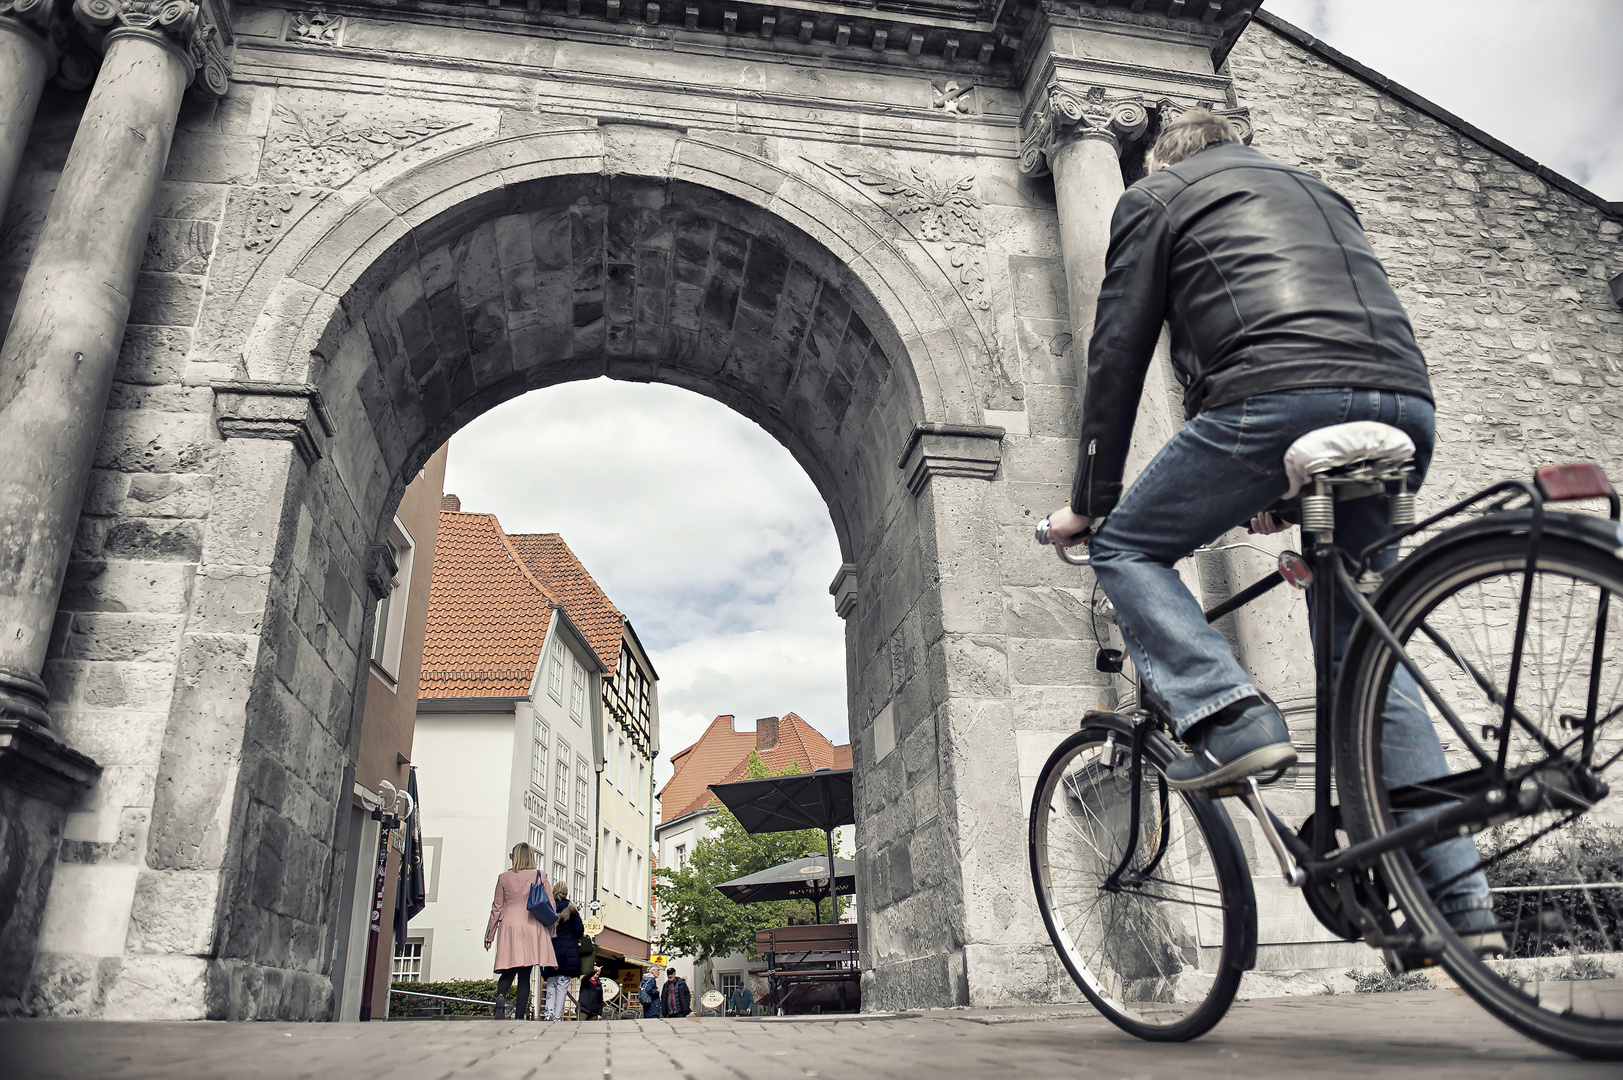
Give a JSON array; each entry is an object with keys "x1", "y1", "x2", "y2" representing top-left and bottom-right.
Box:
[{"x1": 1090, "y1": 388, "x2": 1492, "y2": 928}]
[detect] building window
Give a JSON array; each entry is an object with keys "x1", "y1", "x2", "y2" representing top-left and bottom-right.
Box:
[
  {"x1": 569, "y1": 660, "x2": 586, "y2": 723},
  {"x1": 529, "y1": 821, "x2": 545, "y2": 854},
  {"x1": 547, "y1": 643, "x2": 564, "y2": 703},
  {"x1": 636, "y1": 762, "x2": 646, "y2": 813},
  {"x1": 612, "y1": 837, "x2": 623, "y2": 896},
  {"x1": 616, "y1": 737, "x2": 627, "y2": 791},
  {"x1": 392, "y1": 938, "x2": 424, "y2": 982},
  {"x1": 573, "y1": 848, "x2": 587, "y2": 901},
  {"x1": 602, "y1": 828, "x2": 611, "y2": 893},
  {"x1": 370, "y1": 518, "x2": 415, "y2": 684},
  {"x1": 553, "y1": 837, "x2": 569, "y2": 887},
  {"x1": 531, "y1": 718, "x2": 550, "y2": 793},
  {"x1": 674, "y1": 843, "x2": 686, "y2": 870},
  {"x1": 719, "y1": 972, "x2": 742, "y2": 998},
  {"x1": 635, "y1": 853, "x2": 645, "y2": 908},
  {"x1": 556, "y1": 741, "x2": 571, "y2": 805},
  {"x1": 575, "y1": 768, "x2": 589, "y2": 820}
]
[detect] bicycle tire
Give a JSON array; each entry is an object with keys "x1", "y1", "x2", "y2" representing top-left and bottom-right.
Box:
[
  {"x1": 1029, "y1": 713, "x2": 1255, "y2": 1041},
  {"x1": 1339, "y1": 526, "x2": 1623, "y2": 1060}
]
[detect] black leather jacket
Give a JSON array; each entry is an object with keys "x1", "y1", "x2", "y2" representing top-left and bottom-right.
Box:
[{"x1": 1070, "y1": 141, "x2": 1431, "y2": 518}]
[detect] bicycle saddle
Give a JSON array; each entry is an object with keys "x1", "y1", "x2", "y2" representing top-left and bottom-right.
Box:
[{"x1": 1282, "y1": 422, "x2": 1415, "y2": 498}]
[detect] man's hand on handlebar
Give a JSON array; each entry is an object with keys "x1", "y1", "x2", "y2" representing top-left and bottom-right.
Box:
[
  {"x1": 1249, "y1": 511, "x2": 1290, "y2": 535},
  {"x1": 1045, "y1": 505, "x2": 1093, "y2": 547}
]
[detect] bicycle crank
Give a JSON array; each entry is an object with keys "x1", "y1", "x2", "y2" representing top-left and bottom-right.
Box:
[{"x1": 1230, "y1": 776, "x2": 1307, "y2": 887}]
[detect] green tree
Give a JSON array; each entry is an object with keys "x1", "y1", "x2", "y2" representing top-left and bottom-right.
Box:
[{"x1": 654, "y1": 753, "x2": 843, "y2": 986}]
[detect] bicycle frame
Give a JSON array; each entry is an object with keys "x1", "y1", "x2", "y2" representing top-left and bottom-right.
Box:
[{"x1": 1096, "y1": 466, "x2": 1621, "y2": 953}]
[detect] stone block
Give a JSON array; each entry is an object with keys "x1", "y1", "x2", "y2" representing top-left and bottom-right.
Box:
[
  {"x1": 37, "y1": 863, "x2": 140, "y2": 956},
  {"x1": 143, "y1": 219, "x2": 218, "y2": 275},
  {"x1": 130, "y1": 272, "x2": 207, "y2": 327},
  {"x1": 102, "y1": 954, "x2": 215, "y2": 1020},
  {"x1": 164, "y1": 133, "x2": 262, "y2": 184},
  {"x1": 93, "y1": 410, "x2": 214, "y2": 475},
  {"x1": 115, "y1": 326, "x2": 193, "y2": 386},
  {"x1": 126, "y1": 871, "x2": 220, "y2": 955},
  {"x1": 61, "y1": 614, "x2": 185, "y2": 663},
  {"x1": 101, "y1": 519, "x2": 205, "y2": 562},
  {"x1": 25, "y1": 951, "x2": 101, "y2": 1017}
]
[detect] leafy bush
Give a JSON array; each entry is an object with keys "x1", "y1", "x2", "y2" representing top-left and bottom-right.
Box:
[
  {"x1": 1483, "y1": 822, "x2": 1623, "y2": 957},
  {"x1": 390, "y1": 979, "x2": 529, "y2": 1018}
]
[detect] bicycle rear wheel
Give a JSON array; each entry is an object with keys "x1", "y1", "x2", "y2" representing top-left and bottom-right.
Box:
[
  {"x1": 1029, "y1": 713, "x2": 1254, "y2": 1041},
  {"x1": 1340, "y1": 527, "x2": 1623, "y2": 1060}
]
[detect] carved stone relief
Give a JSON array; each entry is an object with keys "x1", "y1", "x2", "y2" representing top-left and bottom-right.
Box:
[
  {"x1": 821, "y1": 161, "x2": 990, "y2": 313},
  {"x1": 288, "y1": 7, "x2": 342, "y2": 46},
  {"x1": 261, "y1": 104, "x2": 465, "y2": 188}
]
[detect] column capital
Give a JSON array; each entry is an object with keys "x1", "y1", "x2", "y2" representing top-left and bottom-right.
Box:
[
  {"x1": 1019, "y1": 74, "x2": 1254, "y2": 178},
  {"x1": 212, "y1": 381, "x2": 336, "y2": 465},
  {"x1": 70, "y1": 0, "x2": 232, "y2": 97}
]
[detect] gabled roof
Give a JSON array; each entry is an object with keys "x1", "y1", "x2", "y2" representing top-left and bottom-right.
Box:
[
  {"x1": 419, "y1": 510, "x2": 589, "y2": 699},
  {"x1": 508, "y1": 533, "x2": 627, "y2": 676},
  {"x1": 658, "y1": 712, "x2": 852, "y2": 822}
]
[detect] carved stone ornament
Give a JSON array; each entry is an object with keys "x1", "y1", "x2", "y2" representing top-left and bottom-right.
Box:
[
  {"x1": 822, "y1": 161, "x2": 991, "y2": 311},
  {"x1": 212, "y1": 381, "x2": 337, "y2": 465},
  {"x1": 71, "y1": 0, "x2": 232, "y2": 97},
  {"x1": 289, "y1": 8, "x2": 342, "y2": 46},
  {"x1": 1019, "y1": 81, "x2": 1150, "y2": 177}
]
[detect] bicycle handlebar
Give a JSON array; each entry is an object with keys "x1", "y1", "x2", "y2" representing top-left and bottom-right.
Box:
[{"x1": 1035, "y1": 517, "x2": 1091, "y2": 566}]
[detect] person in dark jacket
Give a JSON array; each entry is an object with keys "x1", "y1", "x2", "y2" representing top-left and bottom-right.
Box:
[
  {"x1": 659, "y1": 967, "x2": 692, "y2": 1018},
  {"x1": 578, "y1": 962, "x2": 605, "y2": 1020},
  {"x1": 1043, "y1": 108, "x2": 1495, "y2": 944},
  {"x1": 541, "y1": 882, "x2": 584, "y2": 1020},
  {"x1": 727, "y1": 983, "x2": 754, "y2": 1017},
  {"x1": 639, "y1": 970, "x2": 661, "y2": 1018}
]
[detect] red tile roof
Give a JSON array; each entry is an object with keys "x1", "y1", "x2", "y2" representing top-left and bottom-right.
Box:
[
  {"x1": 507, "y1": 533, "x2": 626, "y2": 676},
  {"x1": 419, "y1": 510, "x2": 576, "y2": 699},
  {"x1": 658, "y1": 712, "x2": 852, "y2": 822}
]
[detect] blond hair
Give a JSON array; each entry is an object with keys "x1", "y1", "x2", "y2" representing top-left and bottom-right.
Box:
[
  {"x1": 510, "y1": 842, "x2": 537, "y2": 872},
  {"x1": 552, "y1": 880, "x2": 569, "y2": 899},
  {"x1": 1150, "y1": 107, "x2": 1240, "y2": 171}
]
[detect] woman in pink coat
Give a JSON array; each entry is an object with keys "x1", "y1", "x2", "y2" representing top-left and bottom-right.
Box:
[{"x1": 484, "y1": 842, "x2": 558, "y2": 1019}]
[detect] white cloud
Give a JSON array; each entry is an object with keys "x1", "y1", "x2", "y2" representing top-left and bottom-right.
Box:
[
  {"x1": 1263, "y1": 0, "x2": 1623, "y2": 200},
  {"x1": 442, "y1": 378, "x2": 848, "y2": 787}
]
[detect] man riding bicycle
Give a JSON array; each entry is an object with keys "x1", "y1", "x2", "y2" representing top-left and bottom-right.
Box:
[{"x1": 1042, "y1": 108, "x2": 1500, "y2": 950}]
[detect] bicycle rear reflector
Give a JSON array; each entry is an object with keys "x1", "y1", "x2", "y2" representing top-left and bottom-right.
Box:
[
  {"x1": 1278, "y1": 551, "x2": 1313, "y2": 589},
  {"x1": 1535, "y1": 463, "x2": 1615, "y2": 501}
]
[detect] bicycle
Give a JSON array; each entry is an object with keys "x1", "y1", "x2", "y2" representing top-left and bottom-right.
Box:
[{"x1": 1029, "y1": 421, "x2": 1623, "y2": 1059}]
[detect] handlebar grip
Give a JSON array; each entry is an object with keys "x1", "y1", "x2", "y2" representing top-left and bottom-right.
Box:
[{"x1": 1034, "y1": 517, "x2": 1091, "y2": 566}]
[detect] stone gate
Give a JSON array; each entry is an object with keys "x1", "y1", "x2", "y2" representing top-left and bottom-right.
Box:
[{"x1": 0, "y1": 0, "x2": 1618, "y2": 1019}]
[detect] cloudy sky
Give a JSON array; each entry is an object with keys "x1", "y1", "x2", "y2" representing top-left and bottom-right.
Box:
[{"x1": 445, "y1": 1, "x2": 1620, "y2": 790}]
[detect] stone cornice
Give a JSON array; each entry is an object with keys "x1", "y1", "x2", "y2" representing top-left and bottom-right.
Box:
[
  {"x1": 250, "y1": 0, "x2": 1008, "y2": 75},
  {"x1": 212, "y1": 380, "x2": 336, "y2": 465},
  {"x1": 71, "y1": 0, "x2": 234, "y2": 96},
  {"x1": 1009, "y1": 0, "x2": 1260, "y2": 80},
  {"x1": 898, "y1": 422, "x2": 1004, "y2": 494},
  {"x1": 0, "y1": 716, "x2": 102, "y2": 806}
]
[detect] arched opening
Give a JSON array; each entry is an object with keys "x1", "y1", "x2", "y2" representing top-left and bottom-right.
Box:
[{"x1": 199, "y1": 136, "x2": 1004, "y2": 1017}]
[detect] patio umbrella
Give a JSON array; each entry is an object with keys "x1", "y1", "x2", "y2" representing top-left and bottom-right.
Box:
[
  {"x1": 715, "y1": 854, "x2": 856, "y2": 906},
  {"x1": 708, "y1": 768, "x2": 854, "y2": 923}
]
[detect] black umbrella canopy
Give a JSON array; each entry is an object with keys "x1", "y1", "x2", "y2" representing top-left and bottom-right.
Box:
[
  {"x1": 707, "y1": 768, "x2": 854, "y2": 834},
  {"x1": 715, "y1": 855, "x2": 857, "y2": 905}
]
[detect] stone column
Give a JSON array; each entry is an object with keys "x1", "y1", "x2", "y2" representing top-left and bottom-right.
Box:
[
  {"x1": 0, "y1": 3, "x2": 59, "y2": 228},
  {"x1": 0, "y1": 0, "x2": 229, "y2": 725}
]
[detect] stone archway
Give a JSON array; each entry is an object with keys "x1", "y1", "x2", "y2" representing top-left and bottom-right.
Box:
[{"x1": 143, "y1": 124, "x2": 1029, "y2": 1018}]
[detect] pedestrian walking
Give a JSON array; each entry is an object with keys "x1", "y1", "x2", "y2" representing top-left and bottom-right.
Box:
[
  {"x1": 660, "y1": 966, "x2": 692, "y2": 1018},
  {"x1": 542, "y1": 881, "x2": 583, "y2": 1021},
  {"x1": 727, "y1": 983, "x2": 754, "y2": 1017},
  {"x1": 578, "y1": 962, "x2": 606, "y2": 1021},
  {"x1": 639, "y1": 969, "x2": 661, "y2": 1018},
  {"x1": 483, "y1": 842, "x2": 558, "y2": 1019}
]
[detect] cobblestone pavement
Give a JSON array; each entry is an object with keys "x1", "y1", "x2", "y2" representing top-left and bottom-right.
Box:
[{"x1": 6, "y1": 990, "x2": 1617, "y2": 1079}]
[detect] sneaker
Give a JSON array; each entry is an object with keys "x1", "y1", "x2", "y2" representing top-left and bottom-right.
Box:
[
  {"x1": 1164, "y1": 698, "x2": 1298, "y2": 791},
  {"x1": 1457, "y1": 928, "x2": 1508, "y2": 958}
]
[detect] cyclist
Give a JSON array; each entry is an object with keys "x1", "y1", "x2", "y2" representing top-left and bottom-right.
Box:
[{"x1": 1043, "y1": 107, "x2": 1499, "y2": 950}]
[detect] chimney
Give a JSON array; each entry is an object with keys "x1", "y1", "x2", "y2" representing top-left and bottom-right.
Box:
[
  {"x1": 756, "y1": 716, "x2": 780, "y2": 750},
  {"x1": 442, "y1": 493, "x2": 461, "y2": 511}
]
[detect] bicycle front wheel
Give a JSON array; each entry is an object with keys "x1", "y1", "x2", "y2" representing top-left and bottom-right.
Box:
[
  {"x1": 1340, "y1": 527, "x2": 1623, "y2": 1060},
  {"x1": 1030, "y1": 713, "x2": 1254, "y2": 1041}
]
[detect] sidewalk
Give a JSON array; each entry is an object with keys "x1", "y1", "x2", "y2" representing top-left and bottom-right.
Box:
[{"x1": 5, "y1": 989, "x2": 1612, "y2": 1079}]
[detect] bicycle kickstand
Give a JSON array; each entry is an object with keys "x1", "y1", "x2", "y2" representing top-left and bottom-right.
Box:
[{"x1": 1237, "y1": 777, "x2": 1307, "y2": 887}]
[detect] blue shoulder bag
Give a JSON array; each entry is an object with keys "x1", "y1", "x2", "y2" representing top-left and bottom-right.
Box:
[{"x1": 527, "y1": 871, "x2": 559, "y2": 927}]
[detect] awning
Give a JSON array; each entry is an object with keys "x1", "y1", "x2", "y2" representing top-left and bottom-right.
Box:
[{"x1": 716, "y1": 855, "x2": 855, "y2": 905}]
